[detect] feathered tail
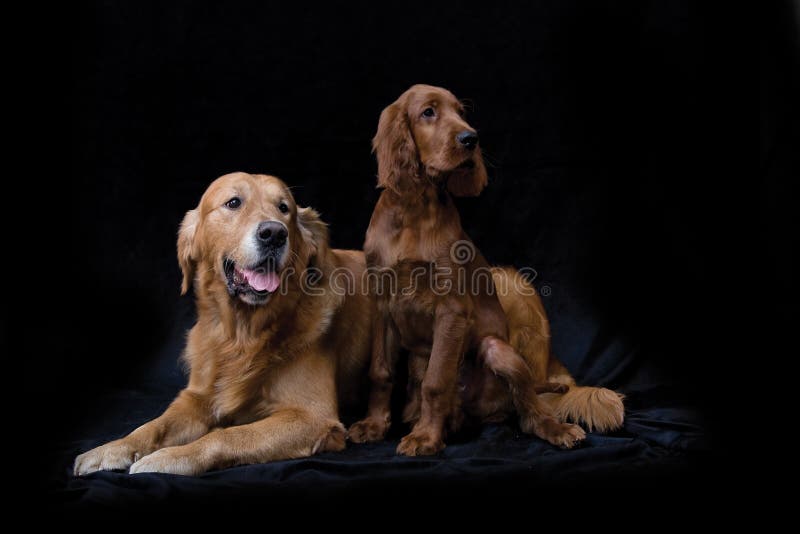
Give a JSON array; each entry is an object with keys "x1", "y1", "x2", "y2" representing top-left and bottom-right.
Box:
[
  {"x1": 492, "y1": 266, "x2": 626, "y2": 433},
  {"x1": 541, "y1": 361, "x2": 625, "y2": 433}
]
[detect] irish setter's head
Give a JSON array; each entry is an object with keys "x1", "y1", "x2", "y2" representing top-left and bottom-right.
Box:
[{"x1": 372, "y1": 84, "x2": 488, "y2": 197}]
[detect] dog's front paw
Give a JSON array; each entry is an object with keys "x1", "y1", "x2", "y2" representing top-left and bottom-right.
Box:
[
  {"x1": 129, "y1": 446, "x2": 203, "y2": 476},
  {"x1": 74, "y1": 439, "x2": 141, "y2": 476},
  {"x1": 397, "y1": 430, "x2": 445, "y2": 456},
  {"x1": 347, "y1": 416, "x2": 390, "y2": 443}
]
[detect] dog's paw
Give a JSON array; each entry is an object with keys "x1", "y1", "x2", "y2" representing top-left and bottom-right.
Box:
[
  {"x1": 347, "y1": 417, "x2": 390, "y2": 443},
  {"x1": 528, "y1": 417, "x2": 586, "y2": 449},
  {"x1": 74, "y1": 440, "x2": 140, "y2": 476},
  {"x1": 396, "y1": 431, "x2": 445, "y2": 456},
  {"x1": 129, "y1": 446, "x2": 202, "y2": 476},
  {"x1": 313, "y1": 422, "x2": 347, "y2": 454}
]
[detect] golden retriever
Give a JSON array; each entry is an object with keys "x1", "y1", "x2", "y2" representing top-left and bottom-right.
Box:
[{"x1": 74, "y1": 172, "x2": 372, "y2": 476}]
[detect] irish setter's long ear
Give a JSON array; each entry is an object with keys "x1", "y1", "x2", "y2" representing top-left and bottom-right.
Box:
[
  {"x1": 297, "y1": 206, "x2": 332, "y2": 272},
  {"x1": 447, "y1": 147, "x2": 488, "y2": 197},
  {"x1": 177, "y1": 209, "x2": 200, "y2": 295},
  {"x1": 372, "y1": 99, "x2": 417, "y2": 192}
]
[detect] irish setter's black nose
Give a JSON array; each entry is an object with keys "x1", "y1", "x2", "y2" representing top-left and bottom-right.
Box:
[{"x1": 456, "y1": 130, "x2": 479, "y2": 150}]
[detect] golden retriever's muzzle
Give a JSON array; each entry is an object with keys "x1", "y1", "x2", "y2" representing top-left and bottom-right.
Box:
[{"x1": 223, "y1": 220, "x2": 289, "y2": 303}]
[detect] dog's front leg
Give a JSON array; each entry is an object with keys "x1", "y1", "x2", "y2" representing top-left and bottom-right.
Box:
[
  {"x1": 73, "y1": 389, "x2": 212, "y2": 476},
  {"x1": 396, "y1": 298, "x2": 468, "y2": 456},
  {"x1": 347, "y1": 311, "x2": 400, "y2": 443},
  {"x1": 129, "y1": 409, "x2": 345, "y2": 476}
]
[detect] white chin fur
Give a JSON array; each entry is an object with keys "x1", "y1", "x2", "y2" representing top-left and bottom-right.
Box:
[{"x1": 238, "y1": 231, "x2": 265, "y2": 268}]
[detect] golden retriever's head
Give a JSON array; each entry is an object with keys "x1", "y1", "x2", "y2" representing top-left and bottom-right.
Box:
[
  {"x1": 177, "y1": 172, "x2": 328, "y2": 305},
  {"x1": 372, "y1": 84, "x2": 488, "y2": 197}
]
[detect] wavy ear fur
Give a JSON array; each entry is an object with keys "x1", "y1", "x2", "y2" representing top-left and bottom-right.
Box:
[
  {"x1": 447, "y1": 147, "x2": 488, "y2": 197},
  {"x1": 177, "y1": 209, "x2": 200, "y2": 295},
  {"x1": 372, "y1": 98, "x2": 418, "y2": 193},
  {"x1": 297, "y1": 206, "x2": 332, "y2": 272}
]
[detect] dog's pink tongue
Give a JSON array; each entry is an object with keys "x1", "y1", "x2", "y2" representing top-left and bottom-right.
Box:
[{"x1": 243, "y1": 269, "x2": 280, "y2": 292}]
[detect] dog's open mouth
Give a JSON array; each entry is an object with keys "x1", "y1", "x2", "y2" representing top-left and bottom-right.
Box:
[{"x1": 224, "y1": 257, "x2": 281, "y2": 297}]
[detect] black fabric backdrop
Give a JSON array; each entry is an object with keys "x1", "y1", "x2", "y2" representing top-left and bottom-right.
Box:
[{"x1": 30, "y1": 0, "x2": 794, "y2": 514}]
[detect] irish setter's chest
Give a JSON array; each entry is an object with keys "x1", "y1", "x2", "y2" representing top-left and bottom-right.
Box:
[
  {"x1": 364, "y1": 197, "x2": 461, "y2": 269},
  {"x1": 365, "y1": 191, "x2": 470, "y2": 352},
  {"x1": 385, "y1": 260, "x2": 438, "y2": 351},
  {"x1": 382, "y1": 258, "x2": 476, "y2": 353}
]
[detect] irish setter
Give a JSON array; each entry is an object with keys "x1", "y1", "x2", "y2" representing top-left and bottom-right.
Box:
[{"x1": 349, "y1": 85, "x2": 624, "y2": 455}]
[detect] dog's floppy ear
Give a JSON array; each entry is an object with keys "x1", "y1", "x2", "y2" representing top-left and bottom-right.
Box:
[
  {"x1": 297, "y1": 206, "x2": 331, "y2": 271},
  {"x1": 447, "y1": 147, "x2": 488, "y2": 197},
  {"x1": 177, "y1": 209, "x2": 200, "y2": 295},
  {"x1": 372, "y1": 97, "x2": 418, "y2": 193}
]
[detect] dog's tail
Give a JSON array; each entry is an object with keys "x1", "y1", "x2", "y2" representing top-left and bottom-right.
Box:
[
  {"x1": 491, "y1": 266, "x2": 625, "y2": 433},
  {"x1": 540, "y1": 360, "x2": 625, "y2": 433}
]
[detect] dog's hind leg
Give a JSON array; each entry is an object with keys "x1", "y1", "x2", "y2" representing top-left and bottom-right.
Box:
[{"x1": 478, "y1": 336, "x2": 585, "y2": 448}]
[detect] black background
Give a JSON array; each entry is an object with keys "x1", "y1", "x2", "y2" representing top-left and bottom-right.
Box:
[{"x1": 27, "y1": 0, "x2": 796, "y2": 511}]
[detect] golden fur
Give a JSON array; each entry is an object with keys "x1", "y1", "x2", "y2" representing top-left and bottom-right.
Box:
[{"x1": 74, "y1": 173, "x2": 373, "y2": 476}]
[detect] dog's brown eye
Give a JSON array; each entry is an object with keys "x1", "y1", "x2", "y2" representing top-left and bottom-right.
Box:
[
  {"x1": 225, "y1": 197, "x2": 242, "y2": 210},
  {"x1": 422, "y1": 107, "x2": 436, "y2": 118},
  {"x1": 278, "y1": 201, "x2": 289, "y2": 214}
]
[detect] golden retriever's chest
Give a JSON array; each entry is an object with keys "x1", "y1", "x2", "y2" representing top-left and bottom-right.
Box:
[
  {"x1": 207, "y1": 349, "x2": 281, "y2": 422},
  {"x1": 202, "y1": 296, "x2": 340, "y2": 418},
  {"x1": 211, "y1": 368, "x2": 261, "y2": 422}
]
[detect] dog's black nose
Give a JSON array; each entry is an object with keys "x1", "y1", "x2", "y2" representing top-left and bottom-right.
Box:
[
  {"x1": 256, "y1": 221, "x2": 288, "y2": 248},
  {"x1": 457, "y1": 130, "x2": 479, "y2": 150}
]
